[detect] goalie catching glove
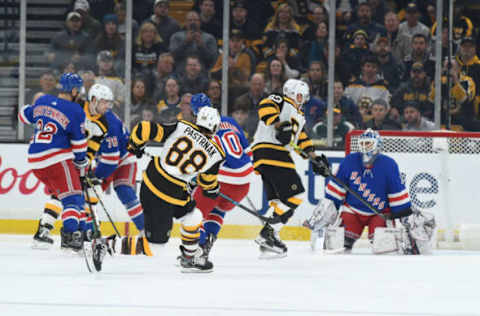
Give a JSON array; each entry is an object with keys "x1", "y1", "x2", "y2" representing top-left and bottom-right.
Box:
[{"x1": 275, "y1": 121, "x2": 293, "y2": 145}]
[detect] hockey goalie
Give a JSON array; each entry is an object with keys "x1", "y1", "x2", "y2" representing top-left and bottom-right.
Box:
[{"x1": 304, "y1": 129, "x2": 436, "y2": 255}]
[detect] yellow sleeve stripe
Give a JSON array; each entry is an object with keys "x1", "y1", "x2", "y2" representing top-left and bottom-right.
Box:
[
  {"x1": 265, "y1": 114, "x2": 279, "y2": 126},
  {"x1": 131, "y1": 123, "x2": 143, "y2": 145},
  {"x1": 153, "y1": 124, "x2": 164, "y2": 142},
  {"x1": 259, "y1": 99, "x2": 280, "y2": 111},
  {"x1": 299, "y1": 139, "x2": 313, "y2": 150},
  {"x1": 88, "y1": 140, "x2": 101, "y2": 152},
  {"x1": 141, "y1": 121, "x2": 151, "y2": 142},
  {"x1": 259, "y1": 106, "x2": 278, "y2": 119},
  {"x1": 198, "y1": 174, "x2": 218, "y2": 190}
]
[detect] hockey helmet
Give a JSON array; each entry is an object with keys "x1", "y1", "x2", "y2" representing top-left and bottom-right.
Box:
[
  {"x1": 59, "y1": 72, "x2": 83, "y2": 93},
  {"x1": 190, "y1": 93, "x2": 212, "y2": 115},
  {"x1": 358, "y1": 128, "x2": 383, "y2": 165},
  {"x1": 88, "y1": 83, "x2": 114, "y2": 114},
  {"x1": 283, "y1": 79, "x2": 310, "y2": 108},
  {"x1": 196, "y1": 106, "x2": 220, "y2": 135}
]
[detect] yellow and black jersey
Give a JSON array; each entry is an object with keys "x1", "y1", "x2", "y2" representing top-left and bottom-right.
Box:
[
  {"x1": 429, "y1": 74, "x2": 476, "y2": 115},
  {"x1": 251, "y1": 94, "x2": 314, "y2": 170},
  {"x1": 130, "y1": 120, "x2": 225, "y2": 206},
  {"x1": 82, "y1": 101, "x2": 109, "y2": 161}
]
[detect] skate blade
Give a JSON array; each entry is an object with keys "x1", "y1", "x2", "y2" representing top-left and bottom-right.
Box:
[
  {"x1": 180, "y1": 267, "x2": 213, "y2": 273},
  {"x1": 31, "y1": 240, "x2": 53, "y2": 250},
  {"x1": 258, "y1": 251, "x2": 287, "y2": 260},
  {"x1": 255, "y1": 239, "x2": 287, "y2": 256},
  {"x1": 323, "y1": 247, "x2": 346, "y2": 255}
]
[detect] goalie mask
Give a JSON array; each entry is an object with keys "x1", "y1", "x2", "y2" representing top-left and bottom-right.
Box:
[
  {"x1": 196, "y1": 106, "x2": 220, "y2": 135},
  {"x1": 283, "y1": 79, "x2": 310, "y2": 110},
  {"x1": 88, "y1": 83, "x2": 114, "y2": 115},
  {"x1": 358, "y1": 128, "x2": 383, "y2": 166}
]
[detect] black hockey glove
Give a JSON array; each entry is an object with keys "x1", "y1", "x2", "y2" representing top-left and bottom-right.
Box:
[
  {"x1": 275, "y1": 121, "x2": 293, "y2": 145},
  {"x1": 202, "y1": 185, "x2": 220, "y2": 199},
  {"x1": 311, "y1": 154, "x2": 330, "y2": 177},
  {"x1": 127, "y1": 139, "x2": 145, "y2": 158}
]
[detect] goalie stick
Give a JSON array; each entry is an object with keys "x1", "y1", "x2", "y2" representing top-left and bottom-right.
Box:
[{"x1": 292, "y1": 143, "x2": 420, "y2": 254}]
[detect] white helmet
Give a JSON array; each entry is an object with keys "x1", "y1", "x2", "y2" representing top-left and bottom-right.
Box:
[
  {"x1": 283, "y1": 79, "x2": 310, "y2": 107},
  {"x1": 88, "y1": 83, "x2": 114, "y2": 103},
  {"x1": 196, "y1": 106, "x2": 220, "y2": 134}
]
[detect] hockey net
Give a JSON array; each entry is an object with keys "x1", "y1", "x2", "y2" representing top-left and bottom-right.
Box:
[{"x1": 345, "y1": 130, "x2": 480, "y2": 250}]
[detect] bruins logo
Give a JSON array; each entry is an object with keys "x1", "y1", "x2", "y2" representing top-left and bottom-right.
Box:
[{"x1": 291, "y1": 184, "x2": 297, "y2": 190}]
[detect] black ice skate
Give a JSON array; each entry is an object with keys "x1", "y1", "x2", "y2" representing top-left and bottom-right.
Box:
[
  {"x1": 178, "y1": 245, "x2": 213, "y2": 273},
  {"x1": 32, "y1": 223, "x2": 54, "y2": 249},
  {"x1": 92, "y1": 238, "x2": 108, "y2": 271},
  {"x1": 200, "y1": 233, "x2": 217, "y2": 259},
  {"x1": 255, "y1": 224, "x2": 287, "y2": 256},
  {"x1": 60, "y1": 228, "x2": 83, "y2": 252}
]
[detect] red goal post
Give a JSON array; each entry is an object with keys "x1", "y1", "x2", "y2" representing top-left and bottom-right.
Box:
[{"x1": 345, "y1": 130, "x2": 480, "y2": 249}]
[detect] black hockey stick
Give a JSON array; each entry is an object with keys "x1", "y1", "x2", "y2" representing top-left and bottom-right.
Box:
[
  {"x1": 84, "y1": 178, "x2": 122, "y2": 238},
  {"x1": 218, "y1": 192, "x2": 278, "y2": 224},
  {"x1": 82, "y1": 180, "x2": 105, "y2": 272}
]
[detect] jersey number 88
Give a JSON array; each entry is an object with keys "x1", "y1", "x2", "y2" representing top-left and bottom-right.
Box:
[{"x1": 165, "y1": 137, "x2": 207, "y2": 174}]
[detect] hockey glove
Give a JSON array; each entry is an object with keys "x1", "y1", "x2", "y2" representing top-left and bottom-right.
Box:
[
  {"x1": 275, "y1": 121, "x2": 293, "y2": 145},
  {"x1": 127, "y1": 139, "x2": 145, "y2": 158},
  {"x1": 311, "y1": 154, "x2": 330, "y2": 177},
  {"x1": 202, "y1": 185, "x2": 220, "y2": 199},
  {"x1": 73, "y1": 158, "x2": 89, "y2": 177}
]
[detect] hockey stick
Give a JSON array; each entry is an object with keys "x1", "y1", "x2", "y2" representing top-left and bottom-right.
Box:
[
  {"x1": 84, "y1": 178, "x2": 122, "y2": 238},
  {"x1": 218, "y1": 192, "x2": 277, "y2": 224}
]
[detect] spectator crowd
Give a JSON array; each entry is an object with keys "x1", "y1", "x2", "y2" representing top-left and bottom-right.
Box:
[{"x1": 34, "y1": 0, "x2": 480, "y2": 149}]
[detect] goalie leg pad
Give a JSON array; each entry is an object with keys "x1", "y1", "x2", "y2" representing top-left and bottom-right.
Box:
[
  {"x1": 324, "y1": 227, "x2": 345, "y2": 252},
  {"x1": 304, "y1": 199, "x2": 338, "y2": 230},
  {"x1": 372, "y1": 227, "x2": 403, "y2": 254}
]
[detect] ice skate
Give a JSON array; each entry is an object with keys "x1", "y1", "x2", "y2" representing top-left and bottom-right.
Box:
[
  {"x1": 199, "y1": 233, "x2": 217, "y2": 259},
  {"x1": 60, "y1": 228, "x2": 83, "y2": 252},
  {"x1": 32, "y1": 223, "x2": 54, "y2": 249},
  {"x1": 255, "y1": 224, "x2": 287, "y2": 259},
  {"x1": 178, "y1": 245, "x2": 213, "y2": 273}
]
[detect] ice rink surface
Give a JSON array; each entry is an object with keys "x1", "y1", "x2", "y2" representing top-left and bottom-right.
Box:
[{"x1": 0, "y1": 235, "x2": 479, "y2": 316}]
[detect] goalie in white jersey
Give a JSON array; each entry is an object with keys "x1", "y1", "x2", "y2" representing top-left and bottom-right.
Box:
[
  {"x1": 251, "y1": 79, "x2": 330, "y2": 257},
  {"x1": 128, "y1": 106, "x2": 225, "y2": 272}
]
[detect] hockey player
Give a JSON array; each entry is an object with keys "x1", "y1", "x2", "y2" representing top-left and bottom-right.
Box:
[
  {"x1": 128, "y1": 106, "x2": 225, "y2": 272},
  {"x1": 187, "y1": 93, "x2": 253, "y2": 259},
  {"x1": 251, "y1": 79, "x2": 330, "y2": 257},
  {"x1": 19, "y1": 72, "x2": 88, "y2": 251},
  {"x1": 321, "y1": 129, "x2": 414, "y2": 253}
]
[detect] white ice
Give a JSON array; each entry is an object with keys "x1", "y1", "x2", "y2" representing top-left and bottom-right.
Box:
[{"x1": 0, "y1": 235, "x2": 479, "y2": 316}]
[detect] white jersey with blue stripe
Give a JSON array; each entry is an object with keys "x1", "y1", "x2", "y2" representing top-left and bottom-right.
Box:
[
  {"x1": 18, "y1": 94, "x2": 87, "y2": 169},
  {"x1": 325, "y1": 152, "x2": 411, "y2": 216},
  {"x1": 213, "y1": 116, "x2": 253, "y2": 184}
]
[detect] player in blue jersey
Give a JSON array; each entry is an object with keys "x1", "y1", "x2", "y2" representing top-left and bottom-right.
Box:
[
  {"x1": 188, "y1": 93, "x2": 254, "y2": 259},
  {"x1": 19, "y1": 72, "x2": 88, "y2": 251},
  {"x1": 321, "y1": 129, "x2": 413, "y2": 253}
]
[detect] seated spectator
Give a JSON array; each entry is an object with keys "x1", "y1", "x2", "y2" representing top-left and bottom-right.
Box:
[
  {"x1": 230, "y1": 0, "x2": 262, "y2": 48},
  {"x1": 430, "y1": 4, "x2": 474, "y2": 45},
  {"x1": 456, "y1": 37, "x2": 480, "y2": 111},
  {"x1": 301, "y1": 6, "x2": 328, "y2": 43},
  {"x1": 342, "y1": 29, "x2": 371, "y2": 80},
  {"x1": 344, "y1": 55, "x2": 391, "y2": 106},
  {"x1": 368, "y1": 0, "x2": 391, "y2": 25},
  {"x1": 333, "y1": 80, "x2": 363, "y2": 128},
  {"x1": 429, "y1": 59, "x2": 479, "y2": 131},
  {"x1": 266, "y1": 36, "x2": 303, "y2": 79},
  {"x1": 384, "y1": 11, "x2": 411, "y2": 62},
  {"x1": 210, "y1": 29, "x2": 253, "y2": 88},
  {"x1": 132, "y1": 21, "x2": 167, "y2": 83},
  {"x1": 363, "y1": 98, "x2": 401, "y2": 130},
  {"x1": 233, "y1": 73, "x2": 266, "y2": 137},
  {"x1": 302, "y1": 21, "x2": 328, "y2": 70},
  {"x1": 301, "y1": 61, "x2": 327, "y2": 100},
  {"x1": 403, "y1": 34, "x2": 435, "y2": 81},
  {"x1": 391, "y1": 62, "x2": 433, "y2": 121},
  {"x1": 358, "y1": 96, "x2": 374, "y2": 123},
  {"x1": 177, "y1": 93, "x2": 194, "y2": 122},
  {"x1": 177, "y1": 55, "x2": 209, "y2": 94},
  {"x1": 262, "y1": 3, "x2": 302, "y2": 59},
  {"x1": 73, "y1": 0, "x2": 101, "y2": 40},
  {"x1": 130, "y1": 78, "x2": 155, "y2": 128},
  {"x1": 230, "y1": 103, "x2": 251, "y2": 138},
  {"x1": 398, "y1": 3, "x2": 430, "y2": 40},
  {"x1": 206, "y1": 80, "x2": 221, "y2": 110},
  {"x1": 374, "y1": 36, "x2": 405, "y2": 91},
  {"x1": 147, "y1": 0, "x2": 180, "y2": 47},
  {"x1": 402, "y1": 101, "x2": 436, "y2": 131},
  {"x1": 93, "y1": 14, "x2": 125, "y2": 74},
  {"x1": 169, "y1": 11, "x2": 218, "y2": 71},
  {"x1": 152, "y1": 52, "x2": 176, "y2": 102},
  {"x1": 114, "y1": 2, "x2": 138, "y2": 40},
  {"x1": 311, "y1": 108, "x2": 355, "y2": 149},
  {"x1": 95, "y1": 50, "x2": 126, "y2": 117},
  {"x1": 263, "y1": 58, "x2": 288, "y2": 94},
  {"x1": 303, "y1": 96, "x2": 327, "y2": 132},
  {"x1": 48, "y1": 12, "x2": 90, "y2": 71},
  {"x1": 31, "y1": 70, "x2": 58, "y2": 103},
  {"x1": 156, "y1": 77, "x2": 181, "y2": 113},
  {"x1": 345, "y1": 2, "x2": 386, "y2": 46},
  {"x1": 197, "y1": 0, "x2": 222, "y2": 39}
]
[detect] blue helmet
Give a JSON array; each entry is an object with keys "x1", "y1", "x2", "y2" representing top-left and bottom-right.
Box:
[
  {"x1": 358, "y1": 128, "x2": 383, "y2": 166},
  {"x1": 190, "y1": 93, "x2": 212, "y2": 115},
  {"x1": 59, "y1": 72, "x2": 84, "y2": 93}
]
